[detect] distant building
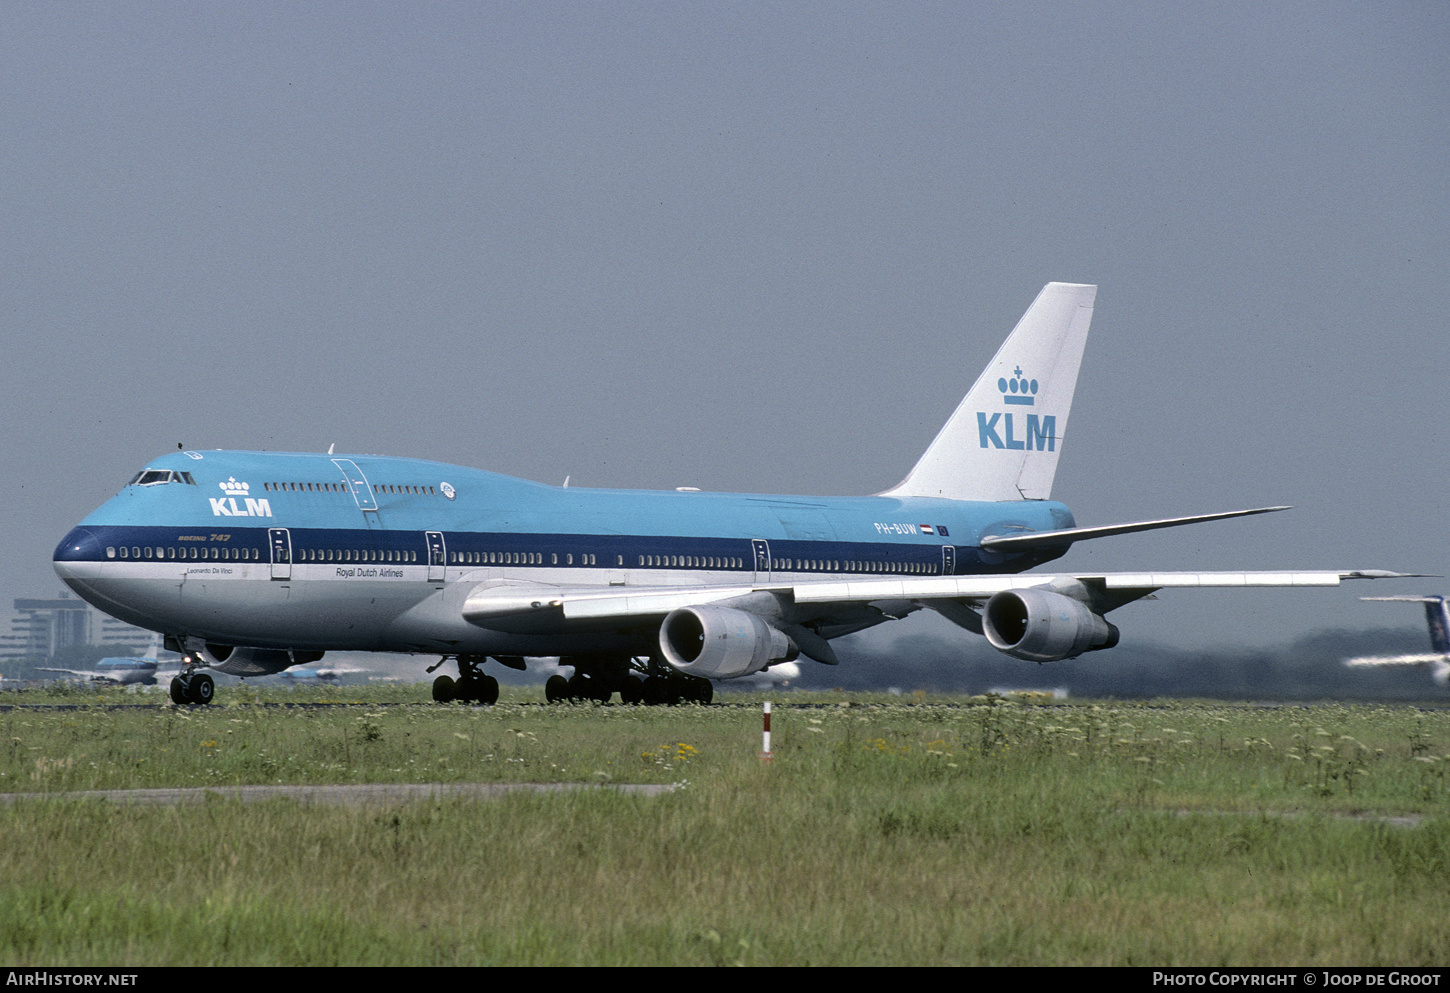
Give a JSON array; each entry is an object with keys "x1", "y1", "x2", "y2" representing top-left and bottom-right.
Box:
[{"x1": 0, "y1": 593, "x2": 150, "y2": 660}]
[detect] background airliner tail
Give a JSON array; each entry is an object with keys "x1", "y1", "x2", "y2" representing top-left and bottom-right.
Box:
[
  {"x1": 1346, "y1": 596, "x2": 1450, "y2": 685},
  {"x1": 880, "y1": 281, "x2": 1096, "y2": 502}
]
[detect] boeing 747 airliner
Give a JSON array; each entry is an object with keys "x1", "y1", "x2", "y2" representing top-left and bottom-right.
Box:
[{"x1": 53, "y1": 283, "x2": 1411, "y2": 704}]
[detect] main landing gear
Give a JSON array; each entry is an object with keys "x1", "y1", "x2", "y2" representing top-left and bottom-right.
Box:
[
  {"x1": 169, "y1": 664, "x2": 215, "y2": 706},
  {"x1": 428, "y1": 654, "x2": 500, "y2": 705},
  {"x1": 544, "y1": 656, "x2": 713, "y2": 706}
]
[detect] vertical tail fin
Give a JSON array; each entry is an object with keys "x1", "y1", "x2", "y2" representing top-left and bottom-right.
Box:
[
  {"x1": 880, "y1": 282, "x2": 1096, "y2": 502},
  {"x1": 1425, "y1": 597, "x2": 1450, "y2": 655}
]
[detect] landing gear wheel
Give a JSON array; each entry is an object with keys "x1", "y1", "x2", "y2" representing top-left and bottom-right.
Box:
[
  {"x1": 566, "y1": 673, "x2": 587, "y2": 702},
  {"x1": 619, "y1": 677, "x2": 644, "y2": 705},
  {"x1": 642, "y1": 677, "x2": 667, "y2": 707},
  {"x1": 545, "y1": 674, "x2": 568, "y2": 703},
  {"x1": 189, "y1": 673, "x2": 215, "y2": 705},
  {"x1": 479, "y1": 674, "x2": 499, "y2": 706},
  {"x1": 432, "y1": 674, "x2": 456, "y2": 703},
  {"x1": 455, "y1": 674, "x2": 480, "y2": 703},
  {"x1": 689, "y1": 677, "x2": 713, "y2": 705},
  {"x1": 169, "y1": 676, "x2": 187, "y2": 705}
]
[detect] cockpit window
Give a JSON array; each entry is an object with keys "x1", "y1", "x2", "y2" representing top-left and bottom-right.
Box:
[{"x1": 131, "y1": 469, "x2": 175, "y2": 486}]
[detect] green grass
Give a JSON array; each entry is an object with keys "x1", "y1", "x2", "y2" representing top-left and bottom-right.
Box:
[{"x1": 1, "y1": 691, "x2": 1447, "y2": 964}]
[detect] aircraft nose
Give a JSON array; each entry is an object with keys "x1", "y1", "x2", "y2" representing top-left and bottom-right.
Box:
[{"x1": 54, "y1": 527, "x2": 101, "y2": 568}]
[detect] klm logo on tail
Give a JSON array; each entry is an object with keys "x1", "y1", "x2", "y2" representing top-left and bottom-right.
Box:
[
  {"x1": 209, "y1": 478, "x2": 273, "y2": 518},
  {"x1": 978, "y1": 366, "x2": 1056, "y2": 451}
]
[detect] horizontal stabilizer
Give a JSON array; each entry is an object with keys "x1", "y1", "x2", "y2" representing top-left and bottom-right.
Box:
[
  {"x1": 1344, "y1": 654, "x2": 1448, "y2": 667},
  {"x1": 1360, "y1": 595, "x2": 1447, "y2": 602},
  {"x1": 980, "y1": 506, "x2": 1290, "y2": 552}
]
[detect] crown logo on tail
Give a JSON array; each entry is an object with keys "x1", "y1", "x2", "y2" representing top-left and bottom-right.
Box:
[{"x1": 998, "y1": 366, "x2": 1037, "y2": 406}]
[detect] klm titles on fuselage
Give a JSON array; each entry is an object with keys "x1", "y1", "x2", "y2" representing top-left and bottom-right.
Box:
[
  {"x1": 209, "y1": 478, "x2": 272, "y2": 518},
  {"x1": 979, "y1": 366, "x2": 1056, "y2": 451}
]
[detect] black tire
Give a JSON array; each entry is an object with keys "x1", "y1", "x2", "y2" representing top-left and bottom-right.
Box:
[
  {"x1": 642, "y1": 677, "x2": 667, "y2": 707},
  {"x1": 566, "y1": 673, "x2": 587, "y2": 702},
  {"x1": 479, "y1": 675, "x2": 499, "y2": 706},
  {"x1": 432, "y1": 674, "x2": 456, "y2": 703},
  {"x1": 169, "y1": 676, "x2": 187, "y2": 705},
  {"x1": 456, "y1": 674, "x2": 479, "y2": 703},
  {"x1": 190, "y1": 673, "x2": 215, "y2": 705},
  {"x1": 692, "y1": 678, "x2": 714, "y2": 706},
  {"x1": 619, "y1": 677, "x2": 644, "y2": 705},
  {"x1": 545, "y1": 674, "x2": 568, "y2": 703}
]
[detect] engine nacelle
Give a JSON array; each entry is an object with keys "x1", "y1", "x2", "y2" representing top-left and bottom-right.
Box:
[
  {"x1": 659, "y1": 606, "x2": 796, "y2": 680},
  {"x1": 982, "y1": 589, "x2": 1119, "y2": 662},
  {"x1": 201, "y1": 644, "x2": 325, "y2": 676}
]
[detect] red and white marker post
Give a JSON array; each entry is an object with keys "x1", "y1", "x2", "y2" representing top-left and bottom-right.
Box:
[{"x1": 760, "y1": 700, "x2": 773, "y2": 761}]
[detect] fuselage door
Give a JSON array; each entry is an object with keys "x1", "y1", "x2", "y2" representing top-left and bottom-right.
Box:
[
  {"x1": 426, "y1": 531, "x2": 446, "y2": 582},
  {"x1": 332, "y1": 459, "x2": 378, "y2": 512},
  {"x1": 269, "y1": 528, "x2": 292, "y2": 581},
  {"x1": 941, "y1": 544, "x2": 956, "y2": 576},
  {"x1": 752, "y1": 539, "x2": 772, "y2": 583}
]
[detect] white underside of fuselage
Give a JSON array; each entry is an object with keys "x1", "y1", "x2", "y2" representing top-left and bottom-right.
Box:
[{"x1": 54, "y1": 559, "x2": 781, "y2": 657}]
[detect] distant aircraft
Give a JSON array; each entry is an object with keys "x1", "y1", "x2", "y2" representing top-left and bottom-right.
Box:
[
  {"x1": 37, "y1": 635, "x2": 178, "y2": 686},
  {"x1": 275, "y1": 663, "x2": 369, "y2": 683},
  {"x1": 1344, "y1": 596, "x2": 1450, "y2": 686},
  {"x1": 52, "y1": 282, "x2": 1415, "y2": 705}
]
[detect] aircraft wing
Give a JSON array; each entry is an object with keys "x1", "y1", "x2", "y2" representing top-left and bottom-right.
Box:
[
  {"x1": 462, "y1": 569, "x2": 1413, "y2": 667},
  {"x1": 464, "y1": 569, "x2": 1411, "y2": 625}
]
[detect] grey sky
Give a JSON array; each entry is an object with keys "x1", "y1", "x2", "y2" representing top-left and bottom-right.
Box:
[{"x1": 2, "y1": 2, "x2": 1446, "y2": 656}]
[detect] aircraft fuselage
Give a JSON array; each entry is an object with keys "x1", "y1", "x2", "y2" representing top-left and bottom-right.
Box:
[{"x1": 54, "y1": 450, "x2": 1073, "y2": 660}]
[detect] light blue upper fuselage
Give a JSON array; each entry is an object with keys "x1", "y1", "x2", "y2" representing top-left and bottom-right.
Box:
[{"x1": 59, "y1": 449, "x2": 1074, "y2": 568}]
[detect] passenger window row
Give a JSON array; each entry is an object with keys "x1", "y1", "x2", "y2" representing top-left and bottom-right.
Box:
[
  {"x1": 436, "y1": 553, "x2": 935, "y2": 573},
  {"x1": 770, "y1": 558, "x2": 937, "y2": 574},
  {"x1": 109, "y1": 545, "x2": 256, "y2": 560},
  {"x1": 298, "y1": 548, "x2": 418, "y2": 563},
  {"x1": 265, "y1": 482, "x2": 345, "y2": 493},
  {"x1": 449, "y1": 552, "x2": 593, "y2": 566},
  {"x1": 107, "y1": 542, "x2": 940, "y2": 573},
  {"x1": 638, "y1": 555, "x2": 744, "y2": 569},
  {"x1": 262, "y1": 481, "x2": 438, "y2": 495}
]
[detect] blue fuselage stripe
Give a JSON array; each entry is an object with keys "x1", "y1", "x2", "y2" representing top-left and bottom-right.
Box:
[{"x1": 55, "y1": 524, "x2": 1053, "y2": 574}]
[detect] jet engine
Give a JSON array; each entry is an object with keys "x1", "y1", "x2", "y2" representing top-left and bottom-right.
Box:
[
  {"x1": 659, "y1": 606, "x2": 797, "y2": 680},
  {"x1": 982, "y1": 589, "x2": 1119, "y2": 662},
  {"x1": 200, "y1": 644, "x2": 325, "y2": 677}
]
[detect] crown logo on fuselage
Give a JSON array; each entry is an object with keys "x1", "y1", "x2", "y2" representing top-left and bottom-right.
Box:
[
  {"x1": 220, "y1": 477, "x2": 250, "y2": 496},
  {"x1": 998, "y1": 367, "x2": 1037, "y2": 406}
]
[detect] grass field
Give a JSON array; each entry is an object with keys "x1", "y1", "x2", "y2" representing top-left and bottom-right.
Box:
[{"x1": 1, "y1": 686, "x2": 1447, "y2": 965}]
